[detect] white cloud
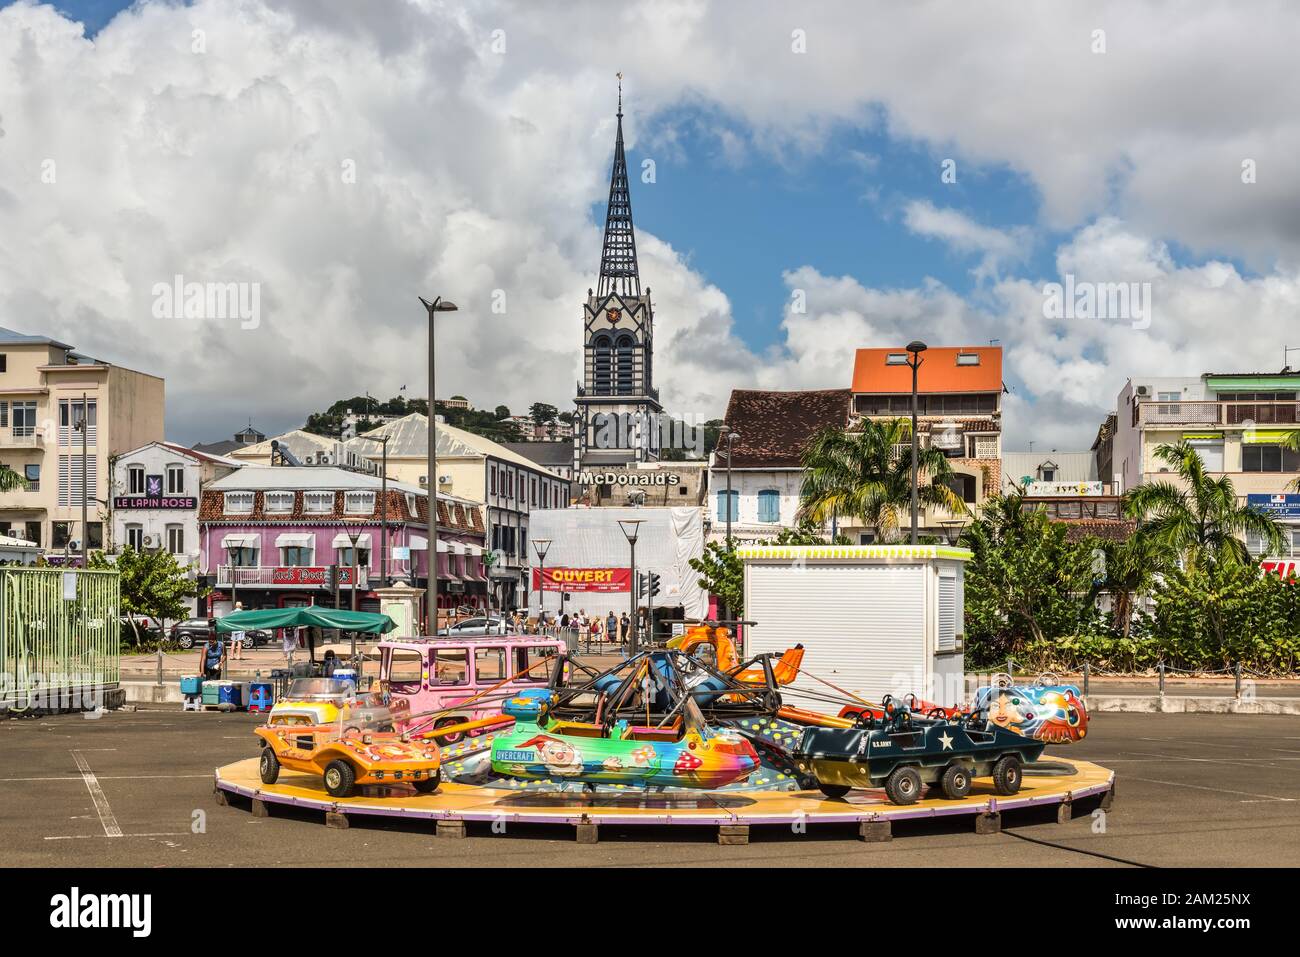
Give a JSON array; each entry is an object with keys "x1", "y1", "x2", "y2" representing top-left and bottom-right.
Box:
[{"x1": 3, "y1": 0, "x2": 1300, "y2": 449}]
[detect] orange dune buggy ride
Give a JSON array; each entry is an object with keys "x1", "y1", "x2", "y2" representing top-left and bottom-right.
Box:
[{"x1": 255, "y1": 704, "x2": 441, "y2": 798}]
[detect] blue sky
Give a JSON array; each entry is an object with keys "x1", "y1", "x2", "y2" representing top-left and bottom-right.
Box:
[{"x1": 622, "y1": 105, "x2": 1053, "y2": 350}]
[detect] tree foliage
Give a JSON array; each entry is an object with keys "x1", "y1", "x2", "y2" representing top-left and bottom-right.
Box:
[
  {"x1": 960, "y1": 494, "x2": 1104, "y2": 667},
  {"x1": 688, "y1": 542, "x2": 744, "y2": 619},
  {"x1": 88, "y1": 548, "x2": 207, "y2": 643},
  {"x1": 1124, "y1": 440, "x2": 1286, "y2": 566},
  {"x1": 798, "y1": 420, "x2": 966, "y2": 541}
]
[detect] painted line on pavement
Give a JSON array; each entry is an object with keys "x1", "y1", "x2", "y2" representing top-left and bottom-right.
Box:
[
  {"x1": 1125, "y1": 775, "x2": 1295, "y2": 802},
  {"x1": 70, "y1": 750, "x2": 123, "y2": 838}
]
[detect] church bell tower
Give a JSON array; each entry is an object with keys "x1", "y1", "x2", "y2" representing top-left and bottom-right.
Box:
[{"x1": 574, "y1": 77, "x2": 662, "y2": 471}]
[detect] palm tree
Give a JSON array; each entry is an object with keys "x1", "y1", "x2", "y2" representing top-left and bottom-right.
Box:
[
  {"x1": 1099, "y1": 533, "x2": 1168, "y2": 640},
  {"x1": 798, "y1": 420, "x2": 967, "y2": 542},
  {"x1": 0, "y1": 466, "x2": 23, "y2": 493},
  {"x1": 1124, "y1": 440, "x2": 1286, "y2": 566}
]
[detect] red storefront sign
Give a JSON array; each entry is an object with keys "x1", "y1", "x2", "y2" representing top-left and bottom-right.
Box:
[
  {"x1": 1262, "y1": 559, "x2": 1299, "y2": 582},
  {"x1": 531, "y1": 567, "x2": 631, "y2": 593},
  {"x1": 271, "y1": 566, "x2": 358, "y2": 586}
]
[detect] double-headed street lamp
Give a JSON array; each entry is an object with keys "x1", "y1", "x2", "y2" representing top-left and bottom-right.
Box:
[
  {"x1": 905, "y1": 340, "x2": 928, "y2": 545},
  {"x1": 531, "y1": 538, "x2": 552, "y2": 632},
  {"x1": 419, "y1": 294, "x2": 459, "y2": 636},
  {"x1": 617, "y1": 519, "x2": 644, "y2": 655}
]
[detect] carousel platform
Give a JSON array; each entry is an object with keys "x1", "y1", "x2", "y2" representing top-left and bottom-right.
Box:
[{"x1": 213, "y1": 756, "x2": 1116, "y2": 843}]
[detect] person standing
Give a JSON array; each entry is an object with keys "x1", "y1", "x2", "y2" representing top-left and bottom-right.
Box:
[
  {"x1": 281, "y1": 625, "x2": 296, "y2": 668},
  {"x1": 201, "y1": 632, "x2": 226, "y2": 680},
  {"x1": 229, "y1": 601, "x2": 246, "y2": 661},
  {"x1": 606, "y1": 610, "x2": 618, "y2": 648},
  {"x1": 620, "y1": 612, "x2": 631, "y2": 649}
]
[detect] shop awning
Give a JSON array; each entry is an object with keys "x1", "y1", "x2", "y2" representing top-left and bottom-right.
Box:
[
  {"x1": 221, "y1": 534, "x2": 258, "y2": 549},
  {"x1": 215, "y1": 605, "x2": 396, "y2": 634},
  {"x1": 1243, "y1": 429, "x2": 1300, "y2": 444},
  {"x1": 409, "y1": 534, "x2": 427, "y2": 551},
  {"x1": 331, "y1": 532, "x2": 373, "y2": 548},
  {"x1": 275, "y1": 533, "x2": 315, "y2": 547}
]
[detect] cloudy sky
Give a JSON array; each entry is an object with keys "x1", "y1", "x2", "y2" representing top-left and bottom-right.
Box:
[{"x1": 2, "y1": 0, "x2": 1299, "y2": 448}]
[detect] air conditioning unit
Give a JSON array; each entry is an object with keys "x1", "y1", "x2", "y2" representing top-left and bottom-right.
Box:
[
  {"x1": 1135, "y1": 385, "x2": 1150, "y2": 397},
  {"x1": 142, "y1": 533, "x2": 161, "y2": 549},
  {"x1": 438, "y1": 474, "x2": 452, "y2": 485}
]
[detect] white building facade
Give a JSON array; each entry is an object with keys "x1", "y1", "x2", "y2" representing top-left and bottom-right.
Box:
[{"x1": 111, "y1": 442, "x2": 240, "y2": 614}]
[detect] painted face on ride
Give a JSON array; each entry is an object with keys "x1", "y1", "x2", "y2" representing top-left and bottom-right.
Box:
[
  {"x1": 988, "y1": 692, "x2": 1027, "y2": 729},
  {"x1": 517, "y1": 734, "x2": 583, "y2": 776},
  {"x1": 1033, "y1": 690, "x2": 1088, "y2": 742}
]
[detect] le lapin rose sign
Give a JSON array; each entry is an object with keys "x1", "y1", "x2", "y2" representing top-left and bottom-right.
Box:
[{"x1": 113, "y1": 474, "x2": 196, "y2": 510}]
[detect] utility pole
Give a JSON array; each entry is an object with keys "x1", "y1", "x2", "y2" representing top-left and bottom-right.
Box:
[{"x1": 906, "y1": 341, "x2": 928, "y2": 545}]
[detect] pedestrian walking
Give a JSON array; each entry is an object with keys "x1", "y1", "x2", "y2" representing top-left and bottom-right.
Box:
[{"x1": 620, "y1": 612, "x2": 630, "y2": 648}]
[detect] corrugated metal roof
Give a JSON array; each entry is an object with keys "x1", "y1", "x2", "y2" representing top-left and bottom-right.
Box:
[{"x1": 1002, "y1": 451, "x2": 1098, "y2": 483}]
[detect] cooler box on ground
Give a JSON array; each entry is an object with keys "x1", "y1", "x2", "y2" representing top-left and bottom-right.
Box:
[
  {"x1": 180, "y1": 676, "x2": 203, "y2": 696},
  {"x1": 217, "y1": 682, "x2": 242, "y2": 709},
  {"x1": 201, "y1": 682, "x2": 222, "y2": 706}
]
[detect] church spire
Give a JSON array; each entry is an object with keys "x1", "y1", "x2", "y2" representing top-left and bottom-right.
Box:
[{"x1": 597, "y1": 73, "x2": 641, "y2": 299}]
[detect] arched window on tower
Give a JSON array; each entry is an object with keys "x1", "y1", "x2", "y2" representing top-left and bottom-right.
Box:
[
  {"x1": 615, "y1": 333, "x2": 636, "y2": 395},
  {"x1": 592, "y1": 333, "x2": 614, "y2": 395}
]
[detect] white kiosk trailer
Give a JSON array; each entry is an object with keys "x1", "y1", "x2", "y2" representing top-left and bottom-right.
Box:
[{"x1": 739, "y1": 544, "x2": 970, "y2": 709}]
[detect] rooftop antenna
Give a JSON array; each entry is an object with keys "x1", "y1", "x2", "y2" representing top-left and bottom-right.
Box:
[
  {"x1": 1284, "y1": 345, "x2": 1300, "y2": 372},
  {"x1": 616, "y1": 71, "x2": 623, "y2": 116}
]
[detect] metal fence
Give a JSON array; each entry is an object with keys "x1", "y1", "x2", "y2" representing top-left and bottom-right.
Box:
[{"x1": 0, "y1": 567, "x2": 120, "y2": 711}]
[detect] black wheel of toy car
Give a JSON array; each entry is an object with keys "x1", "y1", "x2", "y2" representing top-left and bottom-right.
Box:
[
  {"x1": 940, "y1": 763, "x2": 972, "y2": 800},
  {"x1": 412, "y1": 770, "x2": 440, "y2": 794},
  {"x1": 817, "y1": 782, "x2": 852, "y2": 800},
  {"x1": 884, "y1": 766, "x2": 922, "y2": 805},
  {"x1": 992, "y1": 755, "x2": 1023, "y2": 795},
  {"x1": 435, "y1": 718, "x2": 464, "y2": 744},
  {"x1": 258, "y1": 747, "x2": 280, "y2": 785},
  {"x1": 323, "y1": 759, "x2": 356, "y2": 798}
]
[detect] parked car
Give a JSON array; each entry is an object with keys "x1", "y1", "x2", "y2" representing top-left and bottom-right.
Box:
[
  {"x1": 435, "y1": 616, "x2": 507, "y2": 637},
  {"x1": 170, "y1": 618, "x2": 269, "y2": 650},
  {"x1": 120, "y1": 614, "x2": 160, "y2": 640}
]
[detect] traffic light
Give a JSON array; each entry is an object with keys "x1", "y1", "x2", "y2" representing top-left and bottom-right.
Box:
[{"x1": 646, "y1": 572, "x2": 661, "y2": 599}]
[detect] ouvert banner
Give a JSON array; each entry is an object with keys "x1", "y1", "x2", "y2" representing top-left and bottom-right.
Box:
[{"x1": 532, "y1": 566, "x2": 632, "y2": 593}]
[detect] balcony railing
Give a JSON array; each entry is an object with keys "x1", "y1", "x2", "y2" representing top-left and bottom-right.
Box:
[
  {"x1": 0, "y1": 430, "x2": 44, "y2": 449},
  {"x1": 1136, "y1": 400, "x2": 1300, "y2": 427}
]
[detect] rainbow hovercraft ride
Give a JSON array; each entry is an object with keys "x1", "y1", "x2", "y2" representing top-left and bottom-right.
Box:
[{"x1": 490, "y1": 649, "x2": 768, "y2": 789}]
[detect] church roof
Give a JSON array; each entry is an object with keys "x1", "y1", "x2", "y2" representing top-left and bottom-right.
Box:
[{"x1": 596, "y1": 81, "x2": 640, "y2": 299}]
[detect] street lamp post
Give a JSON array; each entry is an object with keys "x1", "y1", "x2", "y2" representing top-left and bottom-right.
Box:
[
  {"x1": 226, "y1": 544, "x2": 239, "y2": 613},
  {"x1": 419, "y1": 295, "x2": 459, "y2": 635},
  {"x1": 905, "y1": 340, "x2": 928, "y2": 545},
  {"x1": 352, "y1": 434, "x2": 390, "y2": 586},
  {"x1": 618, "y1": 520, "x2": 643, "y2": 656},
  {"x1": 722, "y1": 427, "x2": 740, "y2": 546},
  {"x1": 531, "y1": 538, "x2": 552, "y2": 633},
  {"x1": 344, "y1": 523, "x2": 364, "y2": 661}
]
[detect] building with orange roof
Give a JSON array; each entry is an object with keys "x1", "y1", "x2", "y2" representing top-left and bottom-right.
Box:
[{"x1": 849, "y1": 345, "x2": 1004, "y2": 540}]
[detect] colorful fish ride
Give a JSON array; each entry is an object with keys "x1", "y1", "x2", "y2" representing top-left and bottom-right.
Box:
[
  {"x1": 973, "y1": 673, "x2": 1089, "y2": 744},
  {"x1": 488, "y1": 645, "x2": 816, "y2": 789},
  {"x1": 793, "y1": 694, "x2": 1048, "y2": 804}
]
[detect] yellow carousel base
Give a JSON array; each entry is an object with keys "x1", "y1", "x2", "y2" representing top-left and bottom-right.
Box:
[{"x1": 214, "y1": 757, "x2": 1115, "y2": 840}]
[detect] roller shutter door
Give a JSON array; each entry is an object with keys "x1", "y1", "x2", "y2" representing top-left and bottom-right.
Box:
[{"x1": 745, "y1": 563, "x2": 926, "y2": 708}]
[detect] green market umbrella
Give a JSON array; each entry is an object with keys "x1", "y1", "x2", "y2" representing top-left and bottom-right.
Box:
[{"x1": 214, "y1": 605, "x2": 396, "y2": 635}]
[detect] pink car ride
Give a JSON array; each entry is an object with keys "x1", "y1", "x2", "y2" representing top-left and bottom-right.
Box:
[{"x1": 377, "y1": 635, "x2": 566, "y2": 742}]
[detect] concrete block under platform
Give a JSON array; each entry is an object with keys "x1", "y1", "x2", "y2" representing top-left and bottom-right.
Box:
[
  {"x1": 251, "y1": 798, "x2": 270, "y2": 818},
  {"x1": 859, "y1": 819, "x2": 892, "y2": 842},
  {"x1": 325, "y1": 811, "x2": 349, "y2": 829},
  {"x1": 436, "y1": 819, "x2": 467, "y2": 839},
  {"x1": 575, "y1": 821, "x2": 598, "y2": 844},
  {"x1": 718, "y1": 824, "x2": 749, "y2": 845},
  {"x1": 975, "y1": 811, "x2": 1001, "y2": 835}
]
